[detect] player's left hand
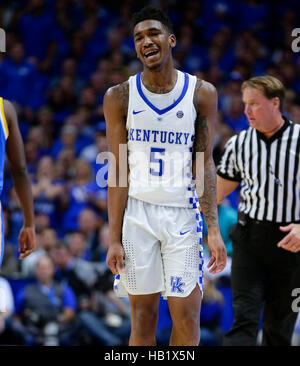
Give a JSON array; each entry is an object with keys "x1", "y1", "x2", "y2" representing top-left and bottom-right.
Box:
[
  {"x1": 18, "y1": 226, "x2": 36, "y2": 259},
  {"x1": 206, "y1": 229, "x2": 227, "y2": 274},
  {"x1": 278, "y1": 224, "x2": 300, "y2": 253}
]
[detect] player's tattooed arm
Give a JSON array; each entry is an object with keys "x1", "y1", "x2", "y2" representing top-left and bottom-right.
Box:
[
  {"x1": 192, "y1": 79, "x2": 218, "y2": 230},
  {"x1": 193, "y1": 81, "x2": 208, "y2": 154},
  {"x1": 104, "y1": 81, "x2": 129, "y2": 182},
  {"x1": 110, "y1": 81, "x2": 129, "y2": 118},
  {"x1": 104, "y1": 81, "x2": 129, "y2": 274},
  {"x1": 198, "y1": 154, "x2": 218, "y2": 229},
  {"x1": 193, "y1": 115, "x2": 208, "y2": 153},
  {"x1": 193, "y1": 80, "x2": 227, "y2": 274}
]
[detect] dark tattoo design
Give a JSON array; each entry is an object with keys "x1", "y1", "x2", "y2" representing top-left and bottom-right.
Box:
[
  {"x1": 113, "y1": 81, "x2": 129, "y2": 118},
  {"x1": 193, "y1": 115, "x2": 209, "y2": 156},
  {"x1": 198, "y1": 158, "x2": 218, "y2": 229},
  {"x1": 193, "y1": 79, "x2": 218, "y2": 229},
  {"x1": 193, "y1": 80, "x2": 208, "y2": 155}
]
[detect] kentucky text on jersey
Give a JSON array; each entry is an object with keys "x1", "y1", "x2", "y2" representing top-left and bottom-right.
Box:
[
  {"x1": 128, "y1": 128, "x2": 194, "y2": 145},
  {"x1": 126, "y1": 70, "x2": 197, "y2": 207}
]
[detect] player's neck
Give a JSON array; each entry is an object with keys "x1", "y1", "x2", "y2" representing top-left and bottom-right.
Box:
[{"x1": 141, "y1": 65, "x2": 177, "y2": 94}]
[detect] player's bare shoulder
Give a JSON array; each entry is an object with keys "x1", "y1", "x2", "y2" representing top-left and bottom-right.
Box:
[
  {"x1": 193, "y1": 78, "x2": 217, "y2": 113},
  {"x1": 1, "y1": 98, "x2": 20, "y2": 133},
  {"x1": 104, "y1": 81, "x2": 129, "y2": 119}
]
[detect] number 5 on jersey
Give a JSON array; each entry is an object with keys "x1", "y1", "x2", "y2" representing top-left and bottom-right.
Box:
[{"x1": 150, "y1": 147, "x2": 165, "y2": 177}]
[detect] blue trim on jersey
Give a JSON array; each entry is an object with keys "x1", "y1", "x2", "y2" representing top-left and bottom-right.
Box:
[
  {"x1": 189, "y1": 192, "x2": 204, "y2": 295},
  {"x1": 136, "y1": 72, "x2": 189, "y2": 115}
]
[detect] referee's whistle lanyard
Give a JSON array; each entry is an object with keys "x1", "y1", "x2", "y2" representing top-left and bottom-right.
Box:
[{"x1": 268, "y1": 162, "x2": 283, "y2": 187}]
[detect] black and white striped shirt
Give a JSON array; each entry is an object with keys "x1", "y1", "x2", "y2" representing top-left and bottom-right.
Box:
[{"x1": 217, "y1": 117, "x2": 300, "y2": 224}]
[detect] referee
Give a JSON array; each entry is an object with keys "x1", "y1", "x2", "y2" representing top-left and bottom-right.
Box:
[{"x1": 217, "y1": 75, "x2": 300, "y2": 346}]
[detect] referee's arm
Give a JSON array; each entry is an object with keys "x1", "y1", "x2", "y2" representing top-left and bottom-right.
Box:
[
  {"x1": 216, "y1": 134, "x2": 241, "y2": 204},
  {"x1": 217, "y1": 176, "x2": 239, "y2": 205}
]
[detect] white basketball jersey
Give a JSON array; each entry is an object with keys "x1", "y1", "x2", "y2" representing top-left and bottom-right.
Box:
[{"x1": 126, "y1": 70, "x2": 198, "y2": 207}]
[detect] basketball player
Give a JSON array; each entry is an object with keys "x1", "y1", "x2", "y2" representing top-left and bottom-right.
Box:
[
  {"x1": 104, "y1": 6, "x2": 226, "y2": 346},
  {"x1": 0, "y1": 98, "x2": 35, "y2": 266}
]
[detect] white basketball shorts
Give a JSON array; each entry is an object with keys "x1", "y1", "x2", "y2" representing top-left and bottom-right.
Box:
[{"x1": 114, "y1": 197, "x2": 204, "y2": 299}]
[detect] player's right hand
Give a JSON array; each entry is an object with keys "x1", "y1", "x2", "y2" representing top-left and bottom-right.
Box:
[
  {"x1": 207, "y1": 229, "x2": 227, "y2": 274},
  {"x1": 18, "y1": 226, "x2": 36, "y2": 260},
  {"x1": 106, "y1": 242, "x2": 125, "y2": 275}
]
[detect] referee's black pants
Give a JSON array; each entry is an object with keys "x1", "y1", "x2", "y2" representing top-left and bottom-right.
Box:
[{"x1": 223, "y1": 218, "x2": 300, "y2": 346}]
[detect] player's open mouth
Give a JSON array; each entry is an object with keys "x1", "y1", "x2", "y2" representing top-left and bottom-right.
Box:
[{"x1": 144, "y1": 49, "x2": 159, "y2": 60}]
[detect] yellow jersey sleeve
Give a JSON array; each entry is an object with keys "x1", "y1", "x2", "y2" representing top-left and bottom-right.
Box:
[{"x1": 0, "y1": 97, "x2": 9, "y2": 139}]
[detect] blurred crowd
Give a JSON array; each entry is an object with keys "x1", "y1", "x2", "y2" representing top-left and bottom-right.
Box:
[{"x1": 0, "y1": 0, "x2": 299, "y2": 346}]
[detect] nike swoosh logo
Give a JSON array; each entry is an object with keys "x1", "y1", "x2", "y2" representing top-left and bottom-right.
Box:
[
  {"x1": 180, "y1": 230, "x2": 190, "y2": 235},
  {"x1": 133, "y1": 110, "x2": 145, "y2": 115}
]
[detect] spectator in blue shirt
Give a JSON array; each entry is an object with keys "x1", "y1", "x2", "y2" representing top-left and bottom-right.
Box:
[
  {"x1": 223, "y1": 96, "x2": 249, "y2": 133},
  {"x1": 236, "y1": 0, "x2": 270, "y2": 41},
  {"x1": 0, "y1": 43, "x2": 38, "y2": 107},
  {"x1": 47, "y1": 86, "x2": 74, "y2": 127},
  {"x1": 12, "y1": 256, "x2": 78, "y2": 346},
  {"x1": 26, "y1": 126, "x2": 51, "y2": 158},
  {"x1": 32, "y1": 156, "x2": 65, "y2": 231},
  {"x1": 80, "y1": 121, "x2": 108, "y2": 182},
  {"x1": 89, "y1": 71, "x2": 107, "y2": 108},
  {"x1": 18, "y1": 0, "x2": 58, "y2": 72},
  {"x1": 49, "y1": 58, "x2": 86, "y2": 98},
  {"x1": 21, "y1": 228, "x2": 58, "y2": 277},
  {"x1": 200, "y1": 275, "x2": 225, "y2": 346},
  {"x1": 91, "y1": 222, "x2": 110, "y2": 264},
  {"x1": 36, "y1": 107, "x2": 55, "y2": 146},
  {"x1": 55, "y1": 147, "x2": 76, "y2": 182},
  {"x1": 66, "y1": 231, "x2": 91, "y2": 261},
  {"x1": 50, "y1": 124, "x2": 79, "y2": 159},
  {"x1": 52, "y1": 241, "x2": 126, "y2": 345},
  {"x1": 62, "y1": 159, "x2": 106, "y2": 232},
  {"x1": 78, "y1": 208, "x2": 104, "y2": 257},
  {"x1": 219, "y1": 71, "x2": 244, "y2": 114},
  {"x1": 24, "y1": 140, "x2": 40, "y2": 179}
]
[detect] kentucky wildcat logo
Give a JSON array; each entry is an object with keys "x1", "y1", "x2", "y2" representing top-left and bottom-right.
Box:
[{"x1": 170, "y1": 276, "x2": 185, "y2": 294}]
